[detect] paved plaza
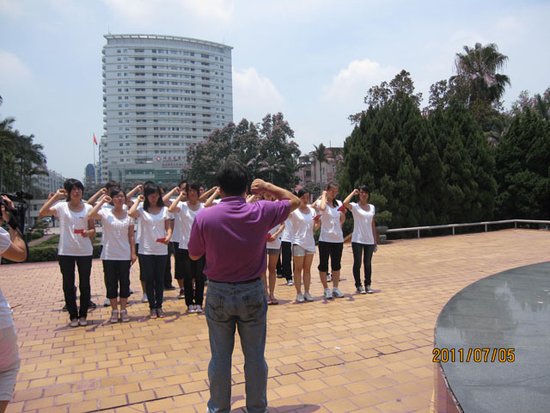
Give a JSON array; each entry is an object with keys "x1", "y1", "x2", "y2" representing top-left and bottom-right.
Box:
[{"x1": 1, "y1": 229, "x2": 549, "y2": 413}]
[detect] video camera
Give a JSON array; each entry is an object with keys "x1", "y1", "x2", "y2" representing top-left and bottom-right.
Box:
[{"x1": 0, "y1": 191, "x2": 32, "y2": 233}]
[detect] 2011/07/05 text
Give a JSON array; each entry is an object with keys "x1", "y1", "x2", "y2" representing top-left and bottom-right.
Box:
[{"x1": 432, "y1": 347, "x2": 515, "y2": 363}]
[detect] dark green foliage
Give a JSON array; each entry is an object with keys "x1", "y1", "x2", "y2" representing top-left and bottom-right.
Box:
[
  {"x1": 186, "y1": 113, "x2": 300, "y2": 189},
  {"x1": 342, "y1": 70, "x2": 500, "y2": 228},
  {"x1": 495, "y1": 108, "x2": 550, "y2": 219}
]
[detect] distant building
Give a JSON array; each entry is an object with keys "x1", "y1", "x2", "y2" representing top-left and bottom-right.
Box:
[
  {"x1": 295, "y1": 146, "x2": 344, "y2": 191},
  {"x1": 100, "y1": 34, "x2": 233, "y2": 186},
  {"x1": 84, "y1": 163, "x2": 97, "y2": 188},
  {"x1": 34, "y1": 169, "x2": 65, "y2": 198}
]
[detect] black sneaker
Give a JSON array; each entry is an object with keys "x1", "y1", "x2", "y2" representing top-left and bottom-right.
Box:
[
  {"x1": 164, "y1": 285, "x2": 176, "y2": 291},
  {"x1": 62, "y1": 304, "x2": 68, "y2": 312},
  {"x1": 89, "y1": 300, "x2": 97, "y2": 309}
]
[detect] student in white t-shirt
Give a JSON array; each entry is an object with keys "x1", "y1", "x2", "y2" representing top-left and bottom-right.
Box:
[
  {"x1": 288, "y1": 189, "x2": 320, "y2": 303},
  {"x1": 88, "y1": 188, "x2": 137, "y2": 323},
  {"x1": 168, "y1": 183, "x2": 205, "y2": 313},
  {"x1": 39, "y1": 179, "x2": 95, "y2": 328},
  {"x1": 343, "y1": 186, "x2": 380, "y2": 294},
  {"x1": 0, "y1": 196, "x2": 27, "y2": 413},
  {"x1": 129, "y1": 183, "x2": 172, "y2": 319},
  {"x1": 279, "y1": 216, "x2": 294, "y2": 286},
  {"x1": 263, "y1": 194, "x2": 286, "y2": 305},
  {"x1": 315, "y1": 182, "x2": 346, "y2": 300}
]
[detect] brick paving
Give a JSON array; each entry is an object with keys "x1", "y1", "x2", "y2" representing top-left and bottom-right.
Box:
[{"x1": 1, "y1": 228, "x2": 549, "y2": 413}]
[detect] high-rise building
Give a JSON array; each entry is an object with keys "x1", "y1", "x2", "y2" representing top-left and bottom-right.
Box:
[{"x1": 100, "y1": 34, "x2": 233, "y2": 186}]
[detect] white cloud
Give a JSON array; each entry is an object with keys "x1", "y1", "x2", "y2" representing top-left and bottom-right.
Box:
[
  {"x1": 102, "y1": 0, "x2": 233, "y2": 25},
  {"x1": 322, "y1": 58, "x2": 396, "y2": 103},
  {"x1": 233, "y1": 67, "x2": 284, "y2": 122},
  {"x1": 0, "y1": 51, "x2": 32, "y2": 85}
]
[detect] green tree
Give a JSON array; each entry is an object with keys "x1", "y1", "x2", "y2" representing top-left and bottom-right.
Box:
[
  {"x1": 0, "y1": 106, "x2": 47, "y2": 195},
  {"x1": 495, "y1": 107, "x2": 550, "y2": 219},
  {"x1": 452, "y1": 42, "x2": 510, "y2": 107},
  {"x1": 186, "y1": 113, "x2": 300, "y2": 189}
]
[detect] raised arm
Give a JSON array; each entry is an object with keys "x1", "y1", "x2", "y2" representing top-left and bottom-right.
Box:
[
  {"x1": 168, "y1": 191, "x2": 186, "y2": 213},
  {"x1": 318, "y1": 190, "x2": 328, "y2": 211},
  {"x1": 250, "y1": 179, "x2": 300, "y2": 212},
  {"x1": 128, "y1": 195, "x2": 144, "y2": 219},
  {"x1": 199, "y1": 186, "x2": 218, "y2": 203},
  {"x1": 343, "y1": 188, "x2": 358, "y2": 210},
  {"x1": 126, "y1": 184, "x2": 143, "y2": 207},
  {"x1": 204, "y1": 187, "x2": 220, "y2": 208},
  {"x1": 86, "y1": 187, "x2": 107, "y2": 205},
  {"x1": 163, "y1": 186, "x2": 183, "y2": 206},
  {"x1": 87, "y1": 195, "x2": 111, "y2": 220},
  {"x1": 39, "y1": 189, "x2": 66, "y2": 217}
]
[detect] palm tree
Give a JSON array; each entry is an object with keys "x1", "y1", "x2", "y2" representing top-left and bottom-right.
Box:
[
  {"x1": 452, "y1": 42, "x2": 511, "y2": 107},
  {"x1": 313, "y1": 143, "x2": 327, "y2": 188}
]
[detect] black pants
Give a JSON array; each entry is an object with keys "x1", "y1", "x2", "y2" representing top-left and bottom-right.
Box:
[
  {"x1": 180, "y1": 249, "x2": 206, "y2": 307},
  {"x1": 352, "y1": 242, "x2": 375, "y2": 287},
  {"x1": 103, "y1": 260, "x2": 131, "y2": 299},
  {"x1": 280, "y1": 241, "x2": 293, "y2": 281},
  {"x1": 317, "y1": 241, "x2": 343, "y2": 272},
  {"x1": 164, "y1": 242, "x2": 175, "y2": 288},
  {"x1": 140, "y1": 254, "x2": 168, "y2": 309},
  {"x1": 58, "y1": 255, "x2": 92, "y2": 319}
]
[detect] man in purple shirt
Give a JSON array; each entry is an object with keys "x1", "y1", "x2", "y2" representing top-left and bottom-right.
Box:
[{"x1": 189, "y1": 160, "x2": 299, "y2": 413}]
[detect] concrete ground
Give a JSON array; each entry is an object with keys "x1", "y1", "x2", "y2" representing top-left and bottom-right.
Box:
[{"x1": 1, "y1": 228, "x2": 549, "y2": 413}]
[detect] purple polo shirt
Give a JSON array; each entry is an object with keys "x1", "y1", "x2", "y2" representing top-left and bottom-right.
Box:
[{"x1": 188, "y1": 196, "x2": 291, "y2": 282}]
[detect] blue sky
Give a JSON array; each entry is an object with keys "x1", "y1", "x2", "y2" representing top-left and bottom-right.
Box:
[{"x1": 1, "y1": 0, "x2": 549, "y2": 180}]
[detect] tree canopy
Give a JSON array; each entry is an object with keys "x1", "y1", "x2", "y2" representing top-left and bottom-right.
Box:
[{"x1": 185, "y1": 113, "x2": 300, "y2": 189}]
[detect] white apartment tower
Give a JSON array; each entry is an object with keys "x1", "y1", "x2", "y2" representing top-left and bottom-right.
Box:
[{"x1": 100, "y1": 34, "x2": 233, "y2": 185}]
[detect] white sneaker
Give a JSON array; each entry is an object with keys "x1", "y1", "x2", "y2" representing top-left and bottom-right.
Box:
[
  {"x1": 187, "y1": 305, "x2": 196, "y2": 314},
  {"x1": 141, "y1": 293, "x2": 148, "y2": 303},
  {"x1": 110, "y1": 310, "x2": 119, "y2": 323},
  {"x1": 324, "y1": 288, "x2": 333, "y2": 300},
  {"x1": 326, "y1": 273, "x2": 332, "y2": 282},
  {"x1": 78, "y1": 317, "x2": 88, "y2": 326},
  {"x1": 356, "y1": 286, "x2": 367, "y2": 294},
  {"x1": 332, "y1": 288, "x2": 345, "y2": 298},
  {"x1": 296, "y1": 293, "x2": 305, "y2": 303},
  {"x1": 103, "y1": 298, "x2": 111, "y2": 307},
  {"x1": 69, "y1": 318, "x2": 79, "y2": 328},
  {"x1": 366, "y1": 285, "x2": 374, "y2": 294},
  {"x1": 195, "y1": 305, "x2": 203, "y2": 313},
  {"x1": 120, "y1": 309, "x2": 130, "y2": 322},
  {"x1": 287, "y1": 280, "x2": 294, "y2": 286},
  {"x1": 303, "y1": 292, "x2": 314, "y2": 302}
]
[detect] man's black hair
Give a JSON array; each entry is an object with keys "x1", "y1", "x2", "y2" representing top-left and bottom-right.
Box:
[{"x1": 216, "y1": 159, "x2": 248, "y2": 196}]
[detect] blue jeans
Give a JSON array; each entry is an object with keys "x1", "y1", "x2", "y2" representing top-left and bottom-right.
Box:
[{"x1": 205, "y1": 279, "x2": 268, "y2": 413}]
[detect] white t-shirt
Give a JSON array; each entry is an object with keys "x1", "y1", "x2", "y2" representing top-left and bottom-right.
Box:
[
  {"x1": 136, "y1": 204, "x2": 171, "y2": 255},
  {"x1": 0, "y1": 228, "x2": 14, "y2": 329},
  {"x1": 51, "y1": 202, "x2": 93, "y2": 256},
  {"x1": 266, "y1": 224, "x2": 283, "y2": 249},
  {"x1": 175, "y1": 201, "x2": 203, "y2": 250},
  {"x1": 318, "y1": 201, "x2": 344, "y2": 243},
  {"x1": 280, "y1": 217, "x2": 294, "y2": 243},
  {"x1": 289, "y1": 206, "x2": 317, "y2": 251},
  {"x1": 350, "y1": 203, "x2": 376, "y2": 245},
  {"x1": 97, "y1": 208, "x2": 134, "y2": 260}
]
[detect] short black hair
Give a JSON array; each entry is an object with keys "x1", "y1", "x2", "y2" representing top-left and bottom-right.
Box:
[
  {"x1": 109, "y1": 187, "x2": 125, "y2": 204},
  {"x1": 358, "y1": 185, "x2": 370, "y2": 193},
  {"x1": 216, "y1": 159, "x2": 248, "y2": 196},
  {"x1": 296, "y1": 189, "x2": 309, "y2": 198},
  {"x1": 64, "y1": 179, "x2": 84, "y2": 201},
  {"x1": 187, "y1": 183, "x2": 201, "y2": 195},
  {"x1": 143, "y1": 182, "x2": 164, "y2": 211}
]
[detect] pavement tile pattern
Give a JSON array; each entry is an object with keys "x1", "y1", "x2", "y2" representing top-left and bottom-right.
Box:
[{"x1": 1, "y1": 229, "x2": 549, "y2": 413}]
